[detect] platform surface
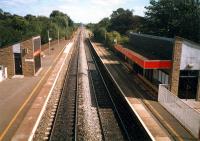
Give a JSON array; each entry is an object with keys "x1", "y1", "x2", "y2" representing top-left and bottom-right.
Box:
[
  {"x1": 11, "y1": 41, "x2": 74, "y2": 141},
  {"x1": 0, "y1": 40, "x2": 68, "y2": 141},
  {"x1": 182, "y1": 99, "x2": 200, "y2": 113},
  {"x1": 92, "y1": 42, "x2": 197, "y2": 141}
]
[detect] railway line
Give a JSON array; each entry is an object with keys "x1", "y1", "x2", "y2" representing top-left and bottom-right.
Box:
[
  {"x1": 84, "y1": 36, "x2": 126, "y2": 140},
  {"x1": 45, "y1": 28, "x2": 151, "y2": 141},
  {"x1": 48, "y1": 32, "x2": 80, "y2": 141},
  {"x1": 91, "y1": 41, "x2": 196, "y2": 140},
  {"x1": 87, "y1": 38, "x2": 151, "y2": 141}
]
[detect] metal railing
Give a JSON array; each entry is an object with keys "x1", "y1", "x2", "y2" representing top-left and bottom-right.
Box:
[{"x1": 158, "y1": 84, "x2": 200, "y2": 138}]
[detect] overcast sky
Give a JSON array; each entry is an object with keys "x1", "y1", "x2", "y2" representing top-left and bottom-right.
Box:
[{"x1": 0, "y1": 0, "x2": 149, "y2": 23}]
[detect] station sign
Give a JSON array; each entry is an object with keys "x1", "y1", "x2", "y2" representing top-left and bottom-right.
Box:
[{"x1": 12, "y1": 43, "x2": 21, "y2": 53}]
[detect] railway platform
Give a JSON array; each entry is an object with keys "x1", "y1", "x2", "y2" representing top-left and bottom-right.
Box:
[
  {"x1": 0, "y1": 39, "x2": 70, "y2": 141},
  {"x1": 91, "y1": 42, "x2": 197, "y2": 141},
  {"x1": 11, "y1": 40, "x2": 75, "y2": 141}
]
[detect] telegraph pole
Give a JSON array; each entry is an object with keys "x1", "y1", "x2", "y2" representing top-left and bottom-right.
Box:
[
  {"x1": 58, "y1": 29, "x2": 59, "y2": 46},
  {"x1": 104, "y1": 31, "x2": 106, "y2": 43},
  {"x1": 47, "y1": 30, "x2": 50, "y2": 55}
]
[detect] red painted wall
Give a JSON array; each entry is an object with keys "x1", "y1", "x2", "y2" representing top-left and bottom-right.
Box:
[{"x1": 115, "y1": 45, "x2": 172, "y2": 69}]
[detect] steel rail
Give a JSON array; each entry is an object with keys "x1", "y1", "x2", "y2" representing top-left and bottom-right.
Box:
[
  {"x1": 49, "y1": 31, "x2": 80, "y2": 141},
  {"x1": 86, "y1": 39, "x2": 131, "y2": 141}
]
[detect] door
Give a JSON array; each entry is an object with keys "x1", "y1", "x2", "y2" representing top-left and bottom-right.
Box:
[{"x1": 14, "y1": 53, "x2": 23, "y2": 75}]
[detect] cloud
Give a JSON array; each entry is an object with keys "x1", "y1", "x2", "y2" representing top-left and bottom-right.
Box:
[
  {"x1": 0, "y1": 0, "x2": 37, "y2": 6},
  {"x1": 134, "y1": 6, "x2": 146, "y2": 16},
  {"x1": 90, "y1": 0, "x2": 126, "y2": 6},
  {"x1": 0, "y1": 0, "x2": 147, "y2": 23}
]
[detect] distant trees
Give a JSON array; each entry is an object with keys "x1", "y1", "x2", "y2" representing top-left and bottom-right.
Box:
[
  {"x1": 0, "y1": 10, "x2": 75, "y2": 48},
  {"x1": 89, "y1": 1, "x2": 200, "y2": 45},
  {"x1": 90, "y1": 8, "x2": 142, "y2": 48},
  {"x1": 142, "y1": 0, "x2": 200, "y2": 43},
  {"x1": 108, "y1": 8, "x2": 143, "y2": 34}
]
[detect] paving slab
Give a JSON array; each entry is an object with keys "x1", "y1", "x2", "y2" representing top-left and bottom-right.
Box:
[
  {"x1": 92, "y1": 42, "x2": 197, "y2": 141},
  {"x1": 11, "y1": 41, "x2": 74, "y2": 141},
  {"x1": 0, "y1": 39, "x2": 68, "y2": 141}
]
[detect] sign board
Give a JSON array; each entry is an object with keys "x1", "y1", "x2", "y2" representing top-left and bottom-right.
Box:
[
  {"x1": 12, "y1": 43, "x2": 21, "y2": 53},
  {"x1": 33, "y1": 37, "x2": 41, "y2": 53}
]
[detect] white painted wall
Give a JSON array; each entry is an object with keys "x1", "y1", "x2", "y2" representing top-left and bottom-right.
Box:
[
  {"x1": 180, "y1": 41, "x2": 200, "y2": 70},
  {"x1": 158, "y1": 84, "x2": 200, "y2": 138},
  {"x1": 0, "y1": 65, "x2": 6, "y2": 82}
]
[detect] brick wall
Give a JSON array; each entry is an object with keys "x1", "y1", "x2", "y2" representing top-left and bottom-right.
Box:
[
  {"x1": 21, "y1": 38, "x2": 35, "y2": 76},
  {"x1": 0, "y1": 46, "x2": 15, "y2": 78},
  {"x1": 0, "y1": 35, "x2": 72, "y2": 78},
  {"x1": 169, "y1": 37, "x2": 183, "y2": 96}
]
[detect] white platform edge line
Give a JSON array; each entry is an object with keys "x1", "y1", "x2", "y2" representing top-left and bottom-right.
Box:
[
  {"x1": 90, "y1": 40, "x2": 156, "y2": 141},
  {"x1": 28, "y1": 41, "x2": 73, "y2": 141}
]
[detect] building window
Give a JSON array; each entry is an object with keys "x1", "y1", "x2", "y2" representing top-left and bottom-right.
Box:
[{"x1": 157, "y1": 70, "x2": 169, "y2": 84}]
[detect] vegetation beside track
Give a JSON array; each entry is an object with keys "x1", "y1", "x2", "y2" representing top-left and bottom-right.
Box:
[
  {"x1": 0, "y1": 10, "x2": 76, "y2": 47},
  {"x1": 87, "y1": 0, "x2": 200, "y2": 48}
]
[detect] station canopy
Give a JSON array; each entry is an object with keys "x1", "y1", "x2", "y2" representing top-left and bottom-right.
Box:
[{"x1": 115, "y1": 33, "x2": 174, "y2": 69}]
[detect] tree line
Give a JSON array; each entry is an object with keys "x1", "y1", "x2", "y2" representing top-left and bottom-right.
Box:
[
  {"x1": 88, "y1": 0, "x2": 200, "y2": 48},
  {"x1": 0, "y1": 10, "x2": 75, "y2": 48}
]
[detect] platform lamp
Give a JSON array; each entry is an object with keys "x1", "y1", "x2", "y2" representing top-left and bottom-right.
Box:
[
  {"x1": 58, "y1": 29, "x2": 60, "y2": 46},
  {"x1": 47, "y1": 30, "x2": 52, "y2": 55},
  {"x1": 114, "y1": 38, "x2": 117, "y2": 45},
  {"x1": 104, "y1": 31, "x2": 107, "y2": 44}
]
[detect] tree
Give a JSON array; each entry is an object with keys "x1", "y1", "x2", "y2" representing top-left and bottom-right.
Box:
[
  {"x1": 108, "y1": 8, "x2": 142, "y2": 34},
  {"x1": 143, "y1": 0, "x2": 200, "y2": 42},
  {"x1": 0, "y1": 9, "x2": 3, "y2": 15},
  {"x1": 0, "y1": 9, "x2": 74, "y2": 47},
  {"x1": 105, "y1": 31, "x2": 121, "y2": 48},
  {"x1": 98, "y1": 18, "x2": 110, "y2": 29},
  {"x1": 93, "y1": 27, "x2": 106, "y2": 42}
]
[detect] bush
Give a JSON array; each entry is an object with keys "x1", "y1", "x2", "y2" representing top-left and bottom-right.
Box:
[
  {"x1": 93, "y1": 27, "x2": 106, "y2": 42},
  {"x1": 105, "y1": 31, "x2": 121, "y2": 48}
]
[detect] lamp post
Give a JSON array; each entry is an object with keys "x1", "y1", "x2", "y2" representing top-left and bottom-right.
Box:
[
  {"x1": 104, "y1": 31, "x2": 107, "y2": 43},
  {"x1": 47, "y1": 30, "x2": 52, "y2": 55},
  {"x1": 47, "y1": 30, "x2": 50, "y2": 55},
  {"x1": 58, "y1": 29, "x2": 59, "y2": 46}
]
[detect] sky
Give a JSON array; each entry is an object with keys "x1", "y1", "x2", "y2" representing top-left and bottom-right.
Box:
[{"x1": 0, "y1": 0, "x2": 149, "y2": 23}]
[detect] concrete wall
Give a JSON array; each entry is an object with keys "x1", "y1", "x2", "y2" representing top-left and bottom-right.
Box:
[
  {"x1": 180, "y1": 41, "x2": 200, "y2": 70},
  {"x1": 159, "y1": 84, "x2": 200, "y2": 138},
  {"x1": 0, "y1": 46, "x2": 15, "y2": 78}
]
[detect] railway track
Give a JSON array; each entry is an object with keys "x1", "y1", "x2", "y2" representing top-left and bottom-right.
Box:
[
  {"x1": 47, "y1": 28, "x2": 151, "y2": 141},
  {"x1": 48, "y1": 32, "x2": 80, "y2": 141},
  {"x1": 84, "y1": 37, "x2": 126, "y2": 140},
  {"x1": 87, "y1": 39, "x2": 152, "y2": 141}
]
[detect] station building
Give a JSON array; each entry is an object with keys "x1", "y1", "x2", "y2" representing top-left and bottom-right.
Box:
[
  {"x1": 0, "y1": 36, "x2": 42, "y2": 80},
  {"x1": 114, "y1": 33, "x2": 200, "y2": 101}
]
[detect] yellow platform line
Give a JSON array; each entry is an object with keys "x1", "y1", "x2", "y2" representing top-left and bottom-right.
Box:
[{"x1": 0, "y1": 42, "x2": 67, "y2": 141}]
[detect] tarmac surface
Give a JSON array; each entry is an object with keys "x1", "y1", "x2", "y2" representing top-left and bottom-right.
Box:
[
  {"x1": 92, "y1": 42, "x2": 197, "y2": 141},
  {"x1": 0, "y1": 39, "x2": 68, "y2": 141}
]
